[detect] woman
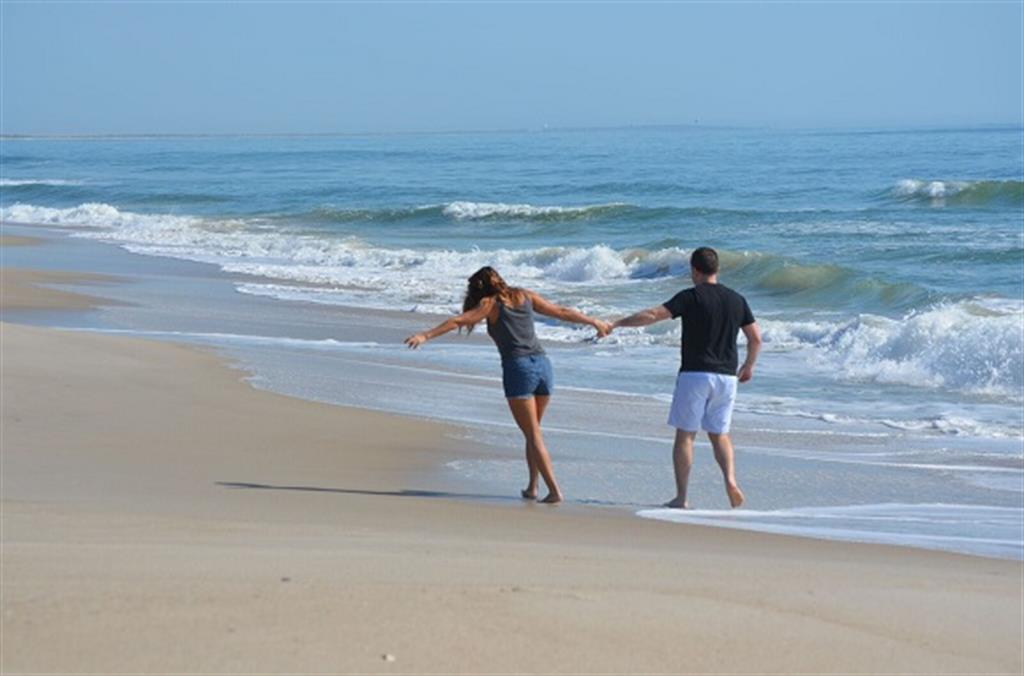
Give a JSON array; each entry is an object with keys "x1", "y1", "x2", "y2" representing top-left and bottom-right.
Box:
[{"x1": 405, "y1": 266, "x2": 610, "y2": 503}]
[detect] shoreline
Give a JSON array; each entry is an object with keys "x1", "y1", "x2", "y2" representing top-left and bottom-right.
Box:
[
  {"x1": 4, "y1": 223, "x2": 1023, "y2": 558},
  {"x1": 3, "y1": 227, "x2": 1023, "y2": 672},
  {"x1": 1, "y1": 265, "x2": 125, "y2": 311}
]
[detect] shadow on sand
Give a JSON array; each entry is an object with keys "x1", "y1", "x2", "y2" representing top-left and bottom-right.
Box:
[{"x1": 216, "y1": 481, "x2": 519, "y2": 503}]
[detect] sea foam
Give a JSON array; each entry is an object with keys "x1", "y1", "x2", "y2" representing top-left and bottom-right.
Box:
[
  {"x1": 637, "y1": 503, "x2": 1024, "y2": 559},
  {"x1": 4, "y1": 201, "x2": 1020, "y2": 402},
  {"x1": 0, "y1": 178, "x2": 84, "y2": 187}
]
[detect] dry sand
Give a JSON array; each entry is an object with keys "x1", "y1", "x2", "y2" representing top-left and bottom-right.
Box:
[{"x1": 2, "y1": 250, "x2": 1022, "y2": 674}]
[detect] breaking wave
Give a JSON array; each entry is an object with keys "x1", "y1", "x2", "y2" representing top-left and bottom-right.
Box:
[
  {"x1": 3, "y1": 201, "x2": 1020, "y2": 401},
  {"x1": 0, "y1": 202, "x2": 928, "y2": 308},
  {"x1": 891, "y1": 179, "x2": 1024, "y2": 206},
  {"x1": 440, "y1": 200, "x2": 629, "y2": 220},
  {"x1": 760, "y1": 300, "x2": 1024, "y2": 400},
  {"x1": 302, "y1": 201, "x2": 632, "y2": 224}
]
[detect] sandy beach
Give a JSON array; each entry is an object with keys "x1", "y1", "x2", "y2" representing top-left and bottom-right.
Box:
[{"x1": 0, "y1": 236, "x2": 1020, "y2": 674}]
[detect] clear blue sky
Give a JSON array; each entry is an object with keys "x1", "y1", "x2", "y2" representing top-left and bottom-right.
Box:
[{"x1": 2, "y1": 1, "x2": 1021, "y2": 134}]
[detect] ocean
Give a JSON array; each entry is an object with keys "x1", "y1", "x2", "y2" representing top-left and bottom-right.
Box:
[{"x1": 2, "y1": 125, "x2": 1022, "y2": 558}]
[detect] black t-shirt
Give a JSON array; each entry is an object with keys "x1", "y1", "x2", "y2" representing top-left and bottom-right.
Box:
[{"x1": 662, "y1": 283, "x2": 755, "y2": 375}]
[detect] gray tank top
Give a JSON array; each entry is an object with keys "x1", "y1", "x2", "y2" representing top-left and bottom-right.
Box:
[{"x1": 486, "y1": 295, "x2": 545, "y2": 361}]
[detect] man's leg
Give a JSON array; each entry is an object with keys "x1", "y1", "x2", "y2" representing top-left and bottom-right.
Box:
[
  {"x1": 665, "y1": 429, "x2": 696, "y2": 508},
  {"x1": 707, "y1": 432, "x2": 744, "y2": 508},
  {"x1": 666, "y1": 373, "x2": 708, "y2": 509}
]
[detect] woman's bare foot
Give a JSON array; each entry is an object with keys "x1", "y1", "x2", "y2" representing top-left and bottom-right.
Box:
[
  {"x1": 539, "y1": 492, "x2": 563, "y2": 504},
  {"x1": 663, "y1": 497, "x2": 690, "y2": 509},
  {"x1": 726, "y1": 483, "x2": 745, "y2": 508},
  {"x1": 521, "y1": 488, "x2": 537, "y2": 499}
]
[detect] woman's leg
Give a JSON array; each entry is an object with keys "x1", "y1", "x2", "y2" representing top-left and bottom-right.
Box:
[
  {"x1": 520, "y1": 395, "x2": 550, "y2": 498},
  {"x1": 507, "y1": 396, "x2": 562, "y2": 503}
]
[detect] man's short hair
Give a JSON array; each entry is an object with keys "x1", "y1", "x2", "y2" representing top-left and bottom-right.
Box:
[{"x1": 690, "y1": 247, "x2": 719, "y2": 275}]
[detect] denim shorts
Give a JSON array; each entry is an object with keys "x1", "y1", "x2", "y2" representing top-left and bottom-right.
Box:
[{"x1": 501, "y1": 354, "x2": 554, "y2": 399}]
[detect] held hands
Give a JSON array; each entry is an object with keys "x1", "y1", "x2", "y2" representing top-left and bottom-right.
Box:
[
  {"x1": 404, "y1": 333, "x2": 428, "y2": 349},
  {"x1": 592, "y1": 319, "x2": 613, "y2": 339}
]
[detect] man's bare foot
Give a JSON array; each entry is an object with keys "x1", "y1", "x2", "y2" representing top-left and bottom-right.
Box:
[
  {"x1": 539, "y1": 492, "x2": 563, "y2": 504},
  {"x1": 521, "y1": 488, "x2": 537, "y2": 499},
  {"x1": 663, "y1": 497, "x2": 690, "y2": 509},
  {"x1": 726, "y1": 483, "x2": 745, "y2": 508}
]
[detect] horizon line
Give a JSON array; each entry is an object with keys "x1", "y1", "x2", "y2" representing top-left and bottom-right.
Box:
[{"x1": 2, "y1": 120, "x2": 1021, "y2": 140}]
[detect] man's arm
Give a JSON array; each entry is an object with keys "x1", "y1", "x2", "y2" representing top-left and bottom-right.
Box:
[
  {"x1": 612, "y1": 305, "x2": 672, "y2": 329},
  {"x1": 737, "y1": 322, "x2": 762, "y2": 383}
]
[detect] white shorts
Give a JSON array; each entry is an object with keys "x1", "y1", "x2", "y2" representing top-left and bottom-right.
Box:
[{"x1": 667, "y1": 372, "x2": 738, "y2": 434}]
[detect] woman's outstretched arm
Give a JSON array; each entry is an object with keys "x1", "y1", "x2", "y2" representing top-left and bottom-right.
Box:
[
  {"x1": 404, "y1": 297, "x2": 494, "y2": 349},
  {"x1": 527, "y1": 291, "x2": 611, "y2": 337}
]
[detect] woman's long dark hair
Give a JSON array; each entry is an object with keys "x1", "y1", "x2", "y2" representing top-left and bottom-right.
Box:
[{"x1": 462, "y1": 266, "x2": 523, "y2": 333}]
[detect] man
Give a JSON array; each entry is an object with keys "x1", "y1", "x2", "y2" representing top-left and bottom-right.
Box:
[{"x1": 610, "y1": 247, "x2": 761, "y2": 509}]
